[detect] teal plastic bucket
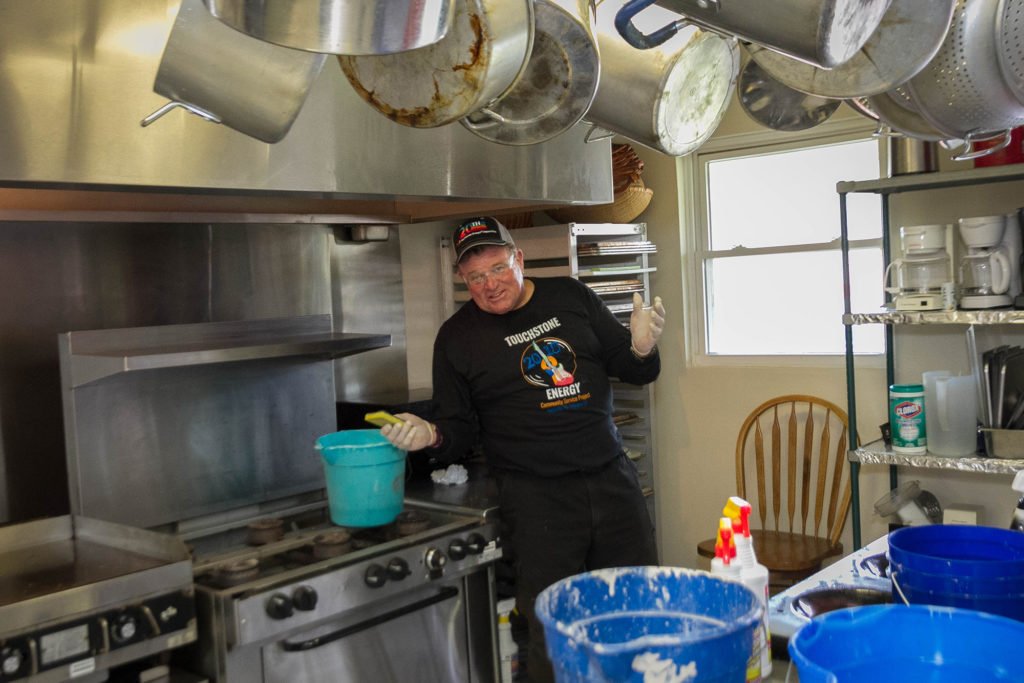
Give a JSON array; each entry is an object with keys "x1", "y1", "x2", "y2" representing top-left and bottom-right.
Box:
[
  {"x1": 535, "y1": 567, "x2": 762, "y2": 683},
  {"x1": 315, "y1": 430, "x2": 406, "y2": 527},
  {"x1": 888, "y1": 524, "x2": 1024, "y2": 621},
  {"x1": 789, "y1": 604, "x2": 1024, "y2": 682}
]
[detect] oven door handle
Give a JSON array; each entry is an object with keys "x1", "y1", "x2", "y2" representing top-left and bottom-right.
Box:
[{"x1": 280, "y1": 586, "x2": 460, "y2": 652}]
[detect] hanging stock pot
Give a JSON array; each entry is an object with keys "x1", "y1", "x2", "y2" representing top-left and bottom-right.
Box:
[
  {"x1": 338, "y1": 0, "x2": 533, "y2": 129},
  {"x1": 746, "y1": 0, "x2": 956, "y2": 99},
  {"x1": 613, "y1": 0, "x2": 892, "y2": 69},
  {"x1": 583, "y1": 20, "x2": 738, "y2": 156},
  {"x1": 738, "y1": 59, "x2": 840, "y2": 132},
  {"x1": 141, "y1": 0, "x2": 327, "y2": 143},
  {"x1": 202, "y1": 0, "x2": 457, "y2": 55},
  {"x1": 460, "y1": 0, "x2": 600, "y2": 146}
]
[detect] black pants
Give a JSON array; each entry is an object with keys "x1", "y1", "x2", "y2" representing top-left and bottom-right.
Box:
[{"x1": 495, "y1": 452, "x2": 658, "y2": 683}]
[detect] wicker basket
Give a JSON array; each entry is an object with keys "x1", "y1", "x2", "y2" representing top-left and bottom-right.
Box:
[
  {"x1": 492, "y1": 211, "x2": 534, "y2": 230},
  {"x1": 544, "y1": 180, "x2": 653, "y2": 224}
]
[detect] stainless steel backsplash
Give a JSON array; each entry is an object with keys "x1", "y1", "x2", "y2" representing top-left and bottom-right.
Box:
[{"x1": 0, "y1": 221, "x2": 406, "y2": 523}]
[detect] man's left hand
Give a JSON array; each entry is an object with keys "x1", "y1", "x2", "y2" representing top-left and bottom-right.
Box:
[{"x1": 630, "y1": 292, "x2": 665, "y2": 357}]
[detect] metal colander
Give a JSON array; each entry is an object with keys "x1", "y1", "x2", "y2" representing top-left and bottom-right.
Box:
[
  {"x1": 997, "y1": 0, "x2": 1024, "y2": 103},
  {"x1": 867, "y1": 89, "x2": 949, "y2": 141},
  {"x1": 905, "y1": 0, "x2": 1024, "y2": 153}
]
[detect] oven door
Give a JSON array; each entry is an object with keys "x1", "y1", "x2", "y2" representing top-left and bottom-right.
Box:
[{"x1": 261, "y1": 580, "x2": 475, "y2": 683}]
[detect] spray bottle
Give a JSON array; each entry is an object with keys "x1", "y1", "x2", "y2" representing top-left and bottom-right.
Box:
[
  {"x1": 709, "y1": 517, "x2": 739, "y2": 579},
  {"x1": 709, "y1": 518, "x2": 759, "y2": 681},
  {"x1": 497, "y1": 598, "x2": 518, "y2": 683},
  {"x1": 1011, "y1": 471, "x2": 1024, "y2": 532},
  {"x1": 724, "y1": 496, "x2": 771, "y2": 680}
]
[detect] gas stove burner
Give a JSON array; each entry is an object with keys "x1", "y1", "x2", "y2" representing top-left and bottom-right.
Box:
[
  {"x1": 247, "y1": 518, "x2": 284, "y2": 545},
  {"x1": 395, "y1": 509, "x2": 430, "y2": 536},
  {"x1": 313, "y1": 530, "x2": 352, "y2": 560},
  {"x1": 216, "y1": 557, "x2": 260, "y2": 586}
]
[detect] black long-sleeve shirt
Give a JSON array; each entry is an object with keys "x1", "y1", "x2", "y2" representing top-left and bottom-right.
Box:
[{"x1": 429, "y1": 277, "x2": 660, "y2": 476}]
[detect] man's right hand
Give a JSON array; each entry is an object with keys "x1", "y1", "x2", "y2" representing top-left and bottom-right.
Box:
[{"x1": 380, "y1": 413, "x2": 438, "y2": 452}]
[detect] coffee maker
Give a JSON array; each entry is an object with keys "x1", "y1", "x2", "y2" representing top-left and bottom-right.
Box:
[
  {"x1": 884, "y1": 224, "x2": 953, "y2": 311},
  {"x1": 958, "y1": 215, "x2": 1016, "y2": 309}
]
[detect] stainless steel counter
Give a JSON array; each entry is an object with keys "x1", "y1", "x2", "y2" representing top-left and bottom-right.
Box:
[{"x1": 404, "y1": 459, "x2": 501, "y2": 520}]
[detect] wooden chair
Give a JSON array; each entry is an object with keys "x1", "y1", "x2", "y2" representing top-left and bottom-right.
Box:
[{"x1": 697, "y1": 395, "x2": 853, "y2": 593}]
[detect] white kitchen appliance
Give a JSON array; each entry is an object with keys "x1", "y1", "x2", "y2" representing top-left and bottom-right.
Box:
[
  {"x1": 958, "y1": 215, "x2": 1013, "y2": 309},
  {"x1": 884, "y1": 223, "x2": 953, "y2": 310}
]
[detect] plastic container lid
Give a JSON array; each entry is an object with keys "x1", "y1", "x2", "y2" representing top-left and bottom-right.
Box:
[
  {"x1": 890, "y1": 384, "x2": 924, "y2": 393},
  {"x1": 959, "y1": 215, "x2": 1007, "y2": 227},
  {"x1": 874, "y1": 480, "x2": 922, "y2": 517}
]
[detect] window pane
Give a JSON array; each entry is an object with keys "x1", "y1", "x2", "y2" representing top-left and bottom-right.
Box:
[
  {"x1": 707, "y1": 139, "x2": 882, "y2": 250},
  {"x1": 705, "y1": 248, "x2": 884, "y2": 355}
]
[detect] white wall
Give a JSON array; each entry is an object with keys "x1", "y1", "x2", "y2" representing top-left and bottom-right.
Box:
[{"x1": 397, "y1": 73, "x2": 1024, "y2": 569}]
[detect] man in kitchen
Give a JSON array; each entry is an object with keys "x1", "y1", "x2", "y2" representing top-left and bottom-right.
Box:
[{"x1": 380, "y1": 216, "x2": 666, "y2": 682}]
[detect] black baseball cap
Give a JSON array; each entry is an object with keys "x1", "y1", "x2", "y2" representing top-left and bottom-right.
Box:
[{"x1": 453, "y1": 217, "x2": 514, "y2": 264}]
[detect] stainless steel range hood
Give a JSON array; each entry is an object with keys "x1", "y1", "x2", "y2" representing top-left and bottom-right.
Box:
[{"x1": 0, "y1": 0, "x2": 613, "y2": 221}]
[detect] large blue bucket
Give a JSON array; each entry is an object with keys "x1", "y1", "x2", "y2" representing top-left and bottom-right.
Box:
[
  {"x1": 315, "y1": 430, "x2": 405, "y2": 527},
  {"x1": 888, "y1": 524, "x2": 1024, "y2": 620},
  {"x1": 789, "y1": 604, "x2": 1024, "y2": 682},
  {"x1": 535, "y1": 567, "x2": 762, "y2": 683}
]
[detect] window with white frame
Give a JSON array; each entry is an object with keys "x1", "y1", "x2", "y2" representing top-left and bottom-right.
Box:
[{"x1": 693, "y1": 135, "x2": 885, "y2": 358}]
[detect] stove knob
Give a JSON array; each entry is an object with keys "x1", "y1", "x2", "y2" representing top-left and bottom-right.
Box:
[
  {"x1": 266, "y1": 592, "x2": 295, "y2": 619},
  {"x1": 387, "y1": 557, "x2": 411, "y2": 581},
  {"x1": 111, "y1": 613, "x2": 139, "y2": 644},
  {"x1": 425, "y1": 547, "x2": 447, "y2": 573},
  {"x1": 1, "y1": 645, "x2": 24, "y2": 676},
  {"x1": 365, "y1": 563, "x2": 388, "y2": 588},
  {"x1": 292, "y1": 585, "x2": 318, "y2": 611},
  {"x1": 466, "y1": 533, "x2": 487, "y2": 555},
  {"x1": 448, "y1": 538, "x2": 467, "y2": 560}
]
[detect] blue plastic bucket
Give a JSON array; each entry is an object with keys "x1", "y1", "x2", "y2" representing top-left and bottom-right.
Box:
[
  {"x1": 789, "y1": 604, "x2": 1024, "y2": 682},
  {"x1": 535, "y1": 567, "x2": 762, "y2": 683},
  {"x1": 888, "y1": 524, "x2": 1024, "y2": 620},
  {"x1": 315, "y1": 430, "x2": 405, "y2": 527}
]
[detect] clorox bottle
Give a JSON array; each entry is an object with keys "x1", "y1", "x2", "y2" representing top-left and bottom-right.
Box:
[{"x1": 725, "y1": 496, "x2": 771, "y2": 681}]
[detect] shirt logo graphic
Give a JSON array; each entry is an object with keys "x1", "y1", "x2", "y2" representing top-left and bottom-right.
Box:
[{"x1": 522, "y1": 338, "x2": 576, "y2": 387}]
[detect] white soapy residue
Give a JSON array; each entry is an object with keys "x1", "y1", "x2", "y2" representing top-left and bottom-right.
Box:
[
  {"x1": 430, "y1": 464, "x2": 468, "y2": 485},
  {"x1": 632, "y1": 652, "x2": 697, "y2": 683},
  {"x1": 569, "y1": 610, "x2": 727, "y2": 653}
]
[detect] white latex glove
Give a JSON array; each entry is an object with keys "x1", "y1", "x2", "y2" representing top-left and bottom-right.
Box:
[
  {"x1": 380, "y1": 412, "x2": 439, "y2": 452},
  {"x1": 629, "y1": 292, "x2": 665, "y2": 357}
]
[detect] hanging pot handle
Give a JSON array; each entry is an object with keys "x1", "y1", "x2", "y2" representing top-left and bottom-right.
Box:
[
  {"x1": 950, "y1": 130, "x2": 1013, "y2": 161},
  {"x1": 584, "y1": 124, "x2": 615, "y2": 143},
  {"x1": 614, "y1": 0, "x2": 689, "y2": 49},
  {"x1": 872, "y1": 121, "x2": 899, "y2": 138},
  {"x1": 140, "y1": 100, "x2": 223, "y2": 127},
  {"x1": 460, "y1": 107, "x2": 508, "y2": 131}
]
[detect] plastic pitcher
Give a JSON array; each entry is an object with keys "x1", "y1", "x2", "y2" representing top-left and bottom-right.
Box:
[{"x1": 923, "y1": 372, "x2": 978, "y2": 456}]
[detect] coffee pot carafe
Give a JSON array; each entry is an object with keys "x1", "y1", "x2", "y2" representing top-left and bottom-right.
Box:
[
  {"x1": 884, "y1": 224, "x2": 952, "y2": 311},
  {"x1": 958, "y1": 215, "x2": 1014, "y2": 309}
]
